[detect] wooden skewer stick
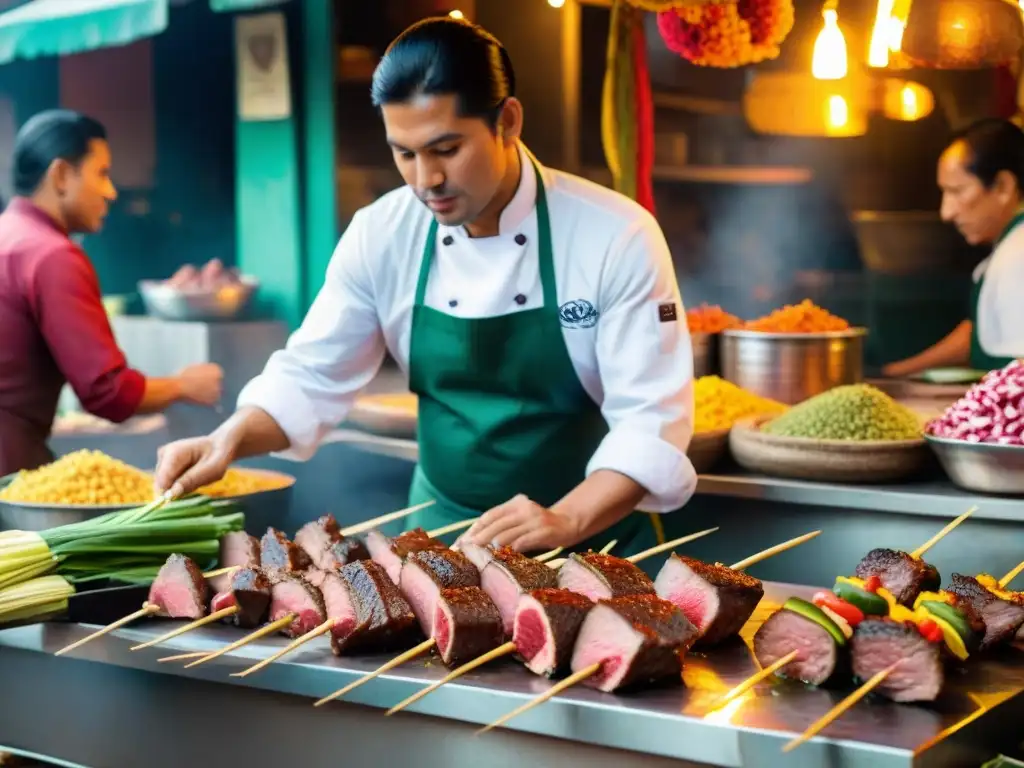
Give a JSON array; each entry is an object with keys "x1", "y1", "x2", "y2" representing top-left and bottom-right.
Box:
[
  {"x1": 340, "y1": 500, "x2": 437, "y2": 537},
  {"x1": 202, "y1": 565, "x2": 240, "y2": 580},
  {"x1": 54, "y1": 603, "x2": 161, "y2": 656},
  {"x1": 626, "y1": 527, "x2": 720, "y2": 564},
  {"x1": 910, "y1": 506, "x2": 977, "y2": 560},
  {"x1": 157, "y1": 651, "x2": 207, "y2": 663},
  {"x1": 546, "y1": 538, "x2": 621, "y2": 569},
  {"x1": 729, "y1": 531, "x2": 822, "y2": 572},
  {"x1": 313, "y1": 638, "x2": 437, "y2": 707},
  {"x1": 130, "y1": 606, "x2": 240, "y2": 651},
  {"x1": 386, "y1": 641, "x2": 518, "y2": 716},
  {"x1": 533, "y1": 547, "x2": 564, "y2": 563},
  {"x1": 709, "y1": 650, "x2": 798, "y2": 709},
  {"x1": 476, "y1": 663, "x2": 602, "y2": 735},
  {"x1": 599, "y1": 539, "x2": 618, "y2": 555},
  {"x1": 781, "y1": 663, "x2": 899, "y2": 753},
  {"x1": 231, "y1": 619, "x2": 336, "y2": 678},
  {"x1": 427, "y1": 518, "x2": 477, "y2": 538},
  {"x1": 183, "y1": 614, "x2": 296, "y2": 669},
  {"x1": 999, "y1": 560, "x2": 1024, "y2": 589}
]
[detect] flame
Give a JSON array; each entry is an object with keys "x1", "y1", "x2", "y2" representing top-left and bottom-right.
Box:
[{"x1": 812, "y1": 5, "x2": 848, "y2": 80}]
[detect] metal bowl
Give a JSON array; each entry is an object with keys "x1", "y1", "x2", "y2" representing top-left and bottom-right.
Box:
[
  {"x1": 138, "y1": 276, "x2": 259, "y2": 321},
  {"x1": 691, "y1": 332, "x2": 719, "y2": 379},
  {"x1": 924, "y1": 434, "x2": 1024, "y2": 495},
  {"x1": 0, "y1": 468, "x2": 295, "y2": 533},
  {"x1": 720, "y1": 328, "x2": 867, "y2": 405}
]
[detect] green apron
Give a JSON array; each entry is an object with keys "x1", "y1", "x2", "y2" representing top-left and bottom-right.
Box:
[
  {"x1": 403, "y1": 158, "x2": 663, "y2": 558},
  {"x1": 969, "y1": 211, "x2": 1024, "y2": 371}
]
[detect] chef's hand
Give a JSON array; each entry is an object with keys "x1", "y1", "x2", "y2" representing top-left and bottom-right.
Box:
[
  {"x1": 460, "y1": 494, "x2": 580, "y2": 552},
  {"x1": 154, "y1": 436, "x2": 233, "y2": 499},
  {"x1": 178, "y1": 363, "x2": 223, "y2": 407}
]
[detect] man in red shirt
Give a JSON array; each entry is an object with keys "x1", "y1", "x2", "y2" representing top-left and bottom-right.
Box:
[{"x1": 0, "y1": 110, "x2": 223, "y2": 474}]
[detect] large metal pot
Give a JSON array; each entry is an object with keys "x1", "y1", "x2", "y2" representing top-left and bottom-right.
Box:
[{"x1": 720, "y1": 328, "x2": 867, "y2": 404}]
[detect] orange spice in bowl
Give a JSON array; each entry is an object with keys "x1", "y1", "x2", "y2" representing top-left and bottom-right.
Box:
[
  {"x1": 686, "y1": 304, "x2": 742, "y2": 334},
  {"x1": 743, "y1": 299, "x2": 850, "y2": 333}
]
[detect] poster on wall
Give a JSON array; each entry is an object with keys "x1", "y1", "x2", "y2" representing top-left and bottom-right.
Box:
[{"x1": 236, "y1": 12, "x2": 291, "y2": 121}]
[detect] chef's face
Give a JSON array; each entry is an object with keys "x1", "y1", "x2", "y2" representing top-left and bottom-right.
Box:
[
  {"x1": 57, "y1": 139, "x2": 118, "y2": 234},
  {"x1": 382, "y1": 93, "x2": 521, "y2": 227},
  {"x1": 938, "y1": 141, "x2": 1019, "y2": 246}
]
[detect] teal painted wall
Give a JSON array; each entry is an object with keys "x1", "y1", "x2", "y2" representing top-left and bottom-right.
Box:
[
  {"x1": 85, "y1": 2, "x2": 237, "y2": 296},
  {"x1": 0, "y1": 57, "x2": 59, "y2": 136}
]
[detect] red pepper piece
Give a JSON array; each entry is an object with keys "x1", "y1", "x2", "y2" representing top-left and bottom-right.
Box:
[
  {"x1": 917, "y1": 618, "x2": 943, "y2": 644},
  {"x1": 864, "y1": 575, "x2": 882, "y2": 593},
  {"x1": 813, "y1": 591, "x2": 865, "y2": 626}
]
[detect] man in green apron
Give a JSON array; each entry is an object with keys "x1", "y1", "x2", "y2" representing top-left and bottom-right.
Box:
[
  {"x1": 153, "y1": 18, "x2": 697, "y2": 559},
  {"x1": 883, "y1": 119, "x2": 1024, "y2": 378}
]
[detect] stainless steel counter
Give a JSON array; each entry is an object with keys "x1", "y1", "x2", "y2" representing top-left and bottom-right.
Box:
[{"x1": 1, "y1": 583, "x2": 1020, "y2": 768}]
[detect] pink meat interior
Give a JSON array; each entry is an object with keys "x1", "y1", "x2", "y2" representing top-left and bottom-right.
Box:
[
  {"x1": 210, "y1": 590, "x2": 236, "y2": 614},
  {"x1": 366, "y1": 531, "x2": 404, "y2": 584},
  {"x1": 270, "y1": 580, "x2": 325, "y2": 637},
  {"x1": 570, "y1": 604, "x2": 643, "y2": 692},
  {"x1": 653, "y1": 559, "x2": 715, "y2": 632},
  {"x1": 557, "y1": 560, "x2": 612, "y2": 603},
  {"x1": 321, "y1": 574, "x2": 358, "y2": 641},
  {"x1": 512, "y1": 598, "x2": 553, "y2": 675},
  {"x1": 481, "y1": 564, "x2": 521, "y2": 635},
  {"x1": 434, "y1": 601, "x2": 453, "y2": 659},
  {"x1": 149, "y1": 580, "x2": 203, "y2": 620},
  {"x1": 400, "y1": 562, "x2": 441, "y2": 636},
  {"x1": 460, "y1": 543, "x2": 493, "y2": 572}
]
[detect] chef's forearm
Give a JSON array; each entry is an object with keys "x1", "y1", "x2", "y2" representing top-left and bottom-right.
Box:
[
  {"x1": 211, "y1": 406, "x2": 291, "y2": 460},
  {"x1": 552, "y1": 469, "x2": 648, "y2": 545}
]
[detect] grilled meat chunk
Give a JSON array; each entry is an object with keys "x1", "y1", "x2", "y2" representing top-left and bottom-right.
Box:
[
  {"x1": 513, "y1": 588, "x2": 594, "y2": 677},
  {"x1": 854, "y1": 548, "x2": 939, "y2": 605},
  {"x1": 209, "y1": 567, "x2": 272, "y2": 628},
  {"x1": 948, "y1": 573, "x2": 1024, "y2": 650},
  {"x1": 367, "y1": 527, "x2": 449, "y2": 584},
  {"x1": 752, "y1": 607, "x2": 839, "y2": 686},
  {"x1": 557, "y1": 553, "x2": 655, "y2": 602},
  {"x1": 209, "y1": 531, "x2": 260, "y2": 593},
  {"x1": 260, "y1": 528, "x2": 312, "y2": 574},
  {"x1": 321, "y1": 560, "x2": 419, "y2": 655},
  {"x1": 480, "y1": 547, "x2": 558, "y2": 635},
  {"x1": 570, "y1": 594, "x2": 697, "y2": 692},
  {"x1": 148, "y1": 555, "x2": 208, "y2": 619},
  {"x1": 654, "y1": 555, "x2": 764, "y2": 646},
  {"x1": 433, "y1": 587, "x2": 504, "y2": 667},
  {"x1": 851, "y1": 618, "x2": 943, "y2": 702},
  {"x1": 400, "y1": 549, "x2": 480, "y2": 635},
  {"x1": 268, "y1": 574, "x2": 327, "y2": 638}
]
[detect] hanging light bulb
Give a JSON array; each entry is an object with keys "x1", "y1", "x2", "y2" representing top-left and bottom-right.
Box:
[
  {"x1": 812, "y1": 1, "x2": 849, "y2": 79},
  {"x1": 449, "y1": 9, "x2": 464, "y2": 19},
  {"x1": 548, "y1": 0, "x2": 566, "y2": 7},
  {"x1": 868, "y1": 0, "x2": 896, "y2": 66}
]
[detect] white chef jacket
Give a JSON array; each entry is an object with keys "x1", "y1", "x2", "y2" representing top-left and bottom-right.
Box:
[
  {"x1": 975, "y1": 219, "x2": 1024, "y2": 359},
  {"x1": 238, "y1": 143, "x2": 697, "y2": 513}
]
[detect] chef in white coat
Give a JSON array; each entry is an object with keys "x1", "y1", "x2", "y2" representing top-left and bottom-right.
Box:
[
  {"x1": 884, "y1": 118, "x2": 1024, "y2": 377},
  {"x1": 154, "y1": 17, "x2": 697, "y2": 557}
]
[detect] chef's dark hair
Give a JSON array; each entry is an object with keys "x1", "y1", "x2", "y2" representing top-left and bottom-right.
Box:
[
  {"x1": 13, "y1": 109, "x2": 107, "y2": 196},
  {"x1": 371, "y1": 17, "x2": 515, "y2": 128},
  {"x1": 950, "y1": 118, "x2": 1024, "y2": 191}
]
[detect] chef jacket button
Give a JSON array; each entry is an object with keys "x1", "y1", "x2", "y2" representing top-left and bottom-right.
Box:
[
  {"x1": 514, "y1": 234, "x2": 527, "y2": 246},
  {"x1": 514, "y1": 294, "x2": 527, "y2": 306},
  {"x1": 449, "y1": 299, "x2": 458, "y2": 308},
  {"x1": 442, "y1": 235, "x2": 454, "y2": 246}
]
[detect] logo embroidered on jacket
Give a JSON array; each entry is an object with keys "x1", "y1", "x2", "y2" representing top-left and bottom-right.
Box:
[
  {"x1": 559, "y1": 299, "x2": 599, "y2": 328},
  {"x1": 658, "y1": 302, "x2": 678, "y2": 322}
]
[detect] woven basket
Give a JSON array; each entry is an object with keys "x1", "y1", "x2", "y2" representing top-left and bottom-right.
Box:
[{"x1": 728, "y1": 416, "x2": 929, "y2": 483}]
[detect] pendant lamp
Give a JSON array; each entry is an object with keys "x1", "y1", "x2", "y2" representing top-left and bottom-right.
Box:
[{"x1": 900, "y1": 0, "x2": 1024, "y2": 68}]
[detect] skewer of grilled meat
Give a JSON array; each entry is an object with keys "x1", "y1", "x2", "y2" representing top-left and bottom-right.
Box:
[
  {"x1": 209, "y1": 531, "x2": 261, "y2": 593},
  {"x1": 853, "y1": 548, "x2": 940, "y2": 606},
  {"x1": 399, "y1": 548, "x2": 481, "y2": 635},
  {"x1": 295, "y1": 514, "x2": 371, "y2": 587},
  {"x1": 557, "y1": 552, "x2": 655, "y2": 602},
  {"x1": 260, "y1": 528, "x2": 313, "y2": 575},
  {"x1": 209, "y1": 567, "x2": 273, "y2": 629},
  {"x1": 322, "y1": 559, "x2": 420, "y2": 655}
]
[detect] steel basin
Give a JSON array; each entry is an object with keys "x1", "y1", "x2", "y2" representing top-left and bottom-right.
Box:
[
  {"x1": 925, "y1": 434, "x2": 1024, "y2": 495},
  {"x1": 720, "y1": 328, "x2": 867, "y2": 404}
]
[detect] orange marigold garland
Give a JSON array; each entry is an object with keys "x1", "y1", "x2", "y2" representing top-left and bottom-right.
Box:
[
  {"x1": 624, "y1": 0, "x2": 723, "y2": 9},
  {"x1": 656, "y1": 0, "x2": 794, "y2": 68}
]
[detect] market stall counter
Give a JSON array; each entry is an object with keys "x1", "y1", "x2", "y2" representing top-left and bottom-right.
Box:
[{"x1": 0, "y1": 583, "x2": 1020, "y2": 768}]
